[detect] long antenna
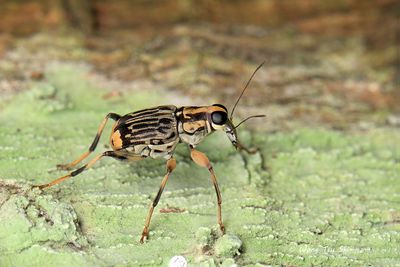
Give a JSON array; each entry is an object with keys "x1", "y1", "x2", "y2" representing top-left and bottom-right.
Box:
[
  {"x1": 230, "y1": 61, "x2": 265, "y2": 121},
  {"x1": 234, "y1": 114, "x2": 266, "y2": 129}
]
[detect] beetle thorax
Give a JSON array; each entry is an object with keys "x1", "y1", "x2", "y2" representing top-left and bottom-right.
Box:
[{"x1": 176, "y1": 107, "x2": 213, "y2": 146}]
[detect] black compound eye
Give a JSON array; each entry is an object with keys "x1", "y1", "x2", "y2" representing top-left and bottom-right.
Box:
[{"x1": 211, "y1": 111, "x2": 228, "y2": 125}]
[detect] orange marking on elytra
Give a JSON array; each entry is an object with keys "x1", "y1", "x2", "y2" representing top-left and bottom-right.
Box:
[{"x1": 111, "y1": 130, "x2": 123, "y2": 150}]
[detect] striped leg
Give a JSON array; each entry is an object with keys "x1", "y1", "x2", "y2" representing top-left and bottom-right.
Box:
[
  {"x1": 57, "y1": 113, "x2": 121, "y2": 170},
  {"x1": 34, "y1": 151, "x2": 117, "y2": 189},
  {"x1": 140, "y1": 157, "x2": 176, "y2": 243},
  {"x1": 190, "y1": 147, "x2": 225, "y2": 234}
]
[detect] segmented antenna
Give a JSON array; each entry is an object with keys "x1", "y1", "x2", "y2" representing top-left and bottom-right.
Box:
[
  {"x1": 233, "y1": 114, "x2": 266, "y2": 129},
  {"x1": 230, "y1": 62, "x2": 265, "y2": 121}
]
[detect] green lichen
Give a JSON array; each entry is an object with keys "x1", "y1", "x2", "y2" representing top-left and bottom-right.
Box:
[
  {"x1": 220, "y1": 258, "x2": 236, "y2": 267},
  {"x1": 214, "y1": 234, "x2": 242, "y2": 258},
  {"x1": 195, "y1": 227, "x2": 213, "y2": 247},
  {"x1": 0, "y1": 180, "x2": 90, "y2": 265},
  {"x1": 0, "y1": 64, "x2": 399, "y2": 266}
]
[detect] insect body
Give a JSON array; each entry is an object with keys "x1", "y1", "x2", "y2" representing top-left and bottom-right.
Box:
[
  {"x1": 34, "y1": 63, "x2": 265, "y2": 243},
  {"x1": 110, "y1": 104, "x2": 236, "y2": 158},
  {"x1": 110, "y1": 105, "x2": 180, "y2": 160}
]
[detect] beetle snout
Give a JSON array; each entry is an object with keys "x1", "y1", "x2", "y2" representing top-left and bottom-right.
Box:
[{"x1": 224, "y1": 120, "x2": 238, "y2": 148}]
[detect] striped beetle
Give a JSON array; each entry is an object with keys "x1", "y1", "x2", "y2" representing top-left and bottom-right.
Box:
[{"x1": 34, "y1": 63, "x2": 265, "y2": 243}]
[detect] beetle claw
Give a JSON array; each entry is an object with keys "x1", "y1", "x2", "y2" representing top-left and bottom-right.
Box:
[
  {"x1": 140, "y1": 230, "x2": 148, "y2": 244},
  {"x1": 220, "y1": 223, "x2": 225, "y2": 234}
]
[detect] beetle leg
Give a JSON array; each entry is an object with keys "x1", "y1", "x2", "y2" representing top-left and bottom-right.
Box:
[
  {"x1": 140, "y1": 157, "x2": 176, "y2": 243},
  {"x1": 34, "y1": 151, "x2": 117, "y2": 189},
  {"x1": 190, "y1": 147, "x2": 225, "y2": 234},
  {"x1": 235, "y1": 142, "x2": 257, "y2": 154},
  {"x1": 57, "y1": 113, "x2": 121, "y2": 170}
]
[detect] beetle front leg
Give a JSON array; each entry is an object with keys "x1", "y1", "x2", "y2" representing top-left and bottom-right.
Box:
[
  {"x1": 190, "y1": 146, "x2": 225, "y2": 234},
  {"x1": 140, "y1": 157, "x2": 176, "y2": 243},
  {"x1": 235, "y1": 142, "x2": 258, "y2": 154}
]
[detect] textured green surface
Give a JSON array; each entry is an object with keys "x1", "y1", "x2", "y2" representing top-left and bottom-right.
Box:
[{"x1": 0, "y1": 65, "x2": 399, "y2": 266}]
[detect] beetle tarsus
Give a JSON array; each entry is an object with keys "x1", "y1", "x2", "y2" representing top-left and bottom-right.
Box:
[
  {"x1": 32, "y1": 184, "x2": 47, "y2": 190},
  {"x1": 140, "y1": 228, "x2": 148, "y2": 243},
  {"x1": 56, "y1": 163, "x2": 73, "y2": 171},
  {"x1": 220, "y1": 223, "x2": 225, "y2": 234},
  {"x1": 236, "y1": 142, "x2": 258, "y2": 154}
]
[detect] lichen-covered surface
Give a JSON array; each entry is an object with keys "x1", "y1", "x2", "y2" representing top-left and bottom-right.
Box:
[
  {"x1": 0, "y1": 63, "x2": 399, "y2": 266},
  {"x1": 0, "y1": 16, "x2": 399, "y2": 267}
]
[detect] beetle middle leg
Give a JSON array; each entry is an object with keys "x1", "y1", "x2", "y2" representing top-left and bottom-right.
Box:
[
  {"x1": 140, "y1": 157, "x2": 176, "y2": 243},
  {"x1": 34, "y1": 151, "x2": 119, "y2": 189},
  {"x1": 190, "y1": 146, "x2": 225, "y2": 234},
  {"x1": 57, "y1": 113, "x2": 121, "y2": 170}
]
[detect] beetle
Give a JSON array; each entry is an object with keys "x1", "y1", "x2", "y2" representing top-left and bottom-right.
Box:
[{"x1": 34, "y1": 62, "x2": 265, "y2": 243}]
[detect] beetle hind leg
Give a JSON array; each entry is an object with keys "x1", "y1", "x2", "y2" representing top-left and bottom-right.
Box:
[
  {"x1": 34, "y1": 151, "x2": 118, "y2": 189},
  {"x1": 57, "y1": 113, "x2": 121, "y2": 170}
]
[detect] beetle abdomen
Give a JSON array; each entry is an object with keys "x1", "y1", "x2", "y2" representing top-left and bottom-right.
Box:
[{"x1": 110, "y1": 105, "x2": 179, "y2": 158}]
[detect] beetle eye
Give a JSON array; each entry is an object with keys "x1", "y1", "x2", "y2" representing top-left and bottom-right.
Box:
[
  {"x1": 212, "y1": 104, "x2": 227, "y2": 111},
  {"x1": 211, "y1": 111, "x2": 228, "y2": 125}
]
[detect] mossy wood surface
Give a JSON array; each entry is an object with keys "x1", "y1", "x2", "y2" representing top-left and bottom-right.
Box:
[{"x1": 0, "y1": 64, "x2": 399, "y2": 266}]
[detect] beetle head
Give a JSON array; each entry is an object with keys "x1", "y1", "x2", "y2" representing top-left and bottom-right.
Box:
[{"x1": 209, "y1": 62, "x2": 266, "y2": 150}]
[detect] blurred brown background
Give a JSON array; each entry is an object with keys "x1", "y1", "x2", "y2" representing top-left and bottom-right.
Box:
[
  {"x1": 0, "y1": 0, "x2": 399, "y2": 130},
  {"x1": 0, "y1": 0, "x2": 398, "y2": 38}
]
